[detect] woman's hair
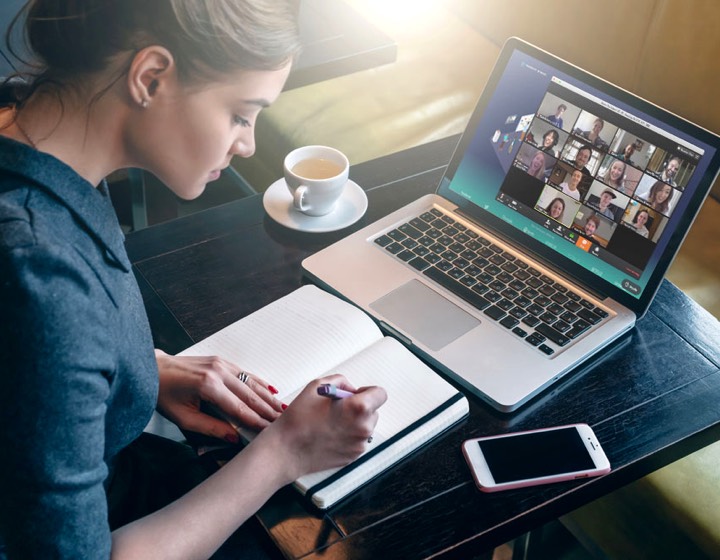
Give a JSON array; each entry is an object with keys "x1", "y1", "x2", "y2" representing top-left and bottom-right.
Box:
[
  {"x1": 529, "y1": 151, "x2": 546, "y2": 179},
  {"x1": 545, "y1": 197, "x2": 565, "y2": 217},
  {"x1": 603, "y1": 159, "x2": 626, "y2": 187},
  {"x1": 6, "y1": 0, "x2": 301, "y2": 104},
  {"x1": 648, "y1": 180, "x2": 672, "y2": 214},
  {"x1": 542, "y1": 129, "x2": 559, "y2": 149},
  {"x1": 585, "y1": 214, "x2": 600, "y2": 229},
  {"x1": 632, "y1": 209, "x2": 649, "y2": 225}
]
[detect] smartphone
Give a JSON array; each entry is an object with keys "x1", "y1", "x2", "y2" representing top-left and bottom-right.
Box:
[{"x1": 461, "y1": 424, "x2": 610, "y2": 492}]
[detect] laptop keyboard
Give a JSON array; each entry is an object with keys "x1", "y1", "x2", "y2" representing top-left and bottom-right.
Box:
[{"x1": 373, "y1": 208, "x2": 609, "y2": 356}]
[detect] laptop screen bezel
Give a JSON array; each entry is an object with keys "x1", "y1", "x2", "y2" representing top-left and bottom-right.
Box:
[{"x1": 437, "y1": 37, "x2": 720, "y2": 318}]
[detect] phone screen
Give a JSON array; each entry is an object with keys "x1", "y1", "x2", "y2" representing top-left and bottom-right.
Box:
[{"x1": 477, "y1": 426, "x2": 595, "y2": 483}]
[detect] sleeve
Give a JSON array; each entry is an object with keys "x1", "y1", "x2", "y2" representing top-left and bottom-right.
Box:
[{"x1": 0, "y1": 243, "x2": 116, "y2": 559}]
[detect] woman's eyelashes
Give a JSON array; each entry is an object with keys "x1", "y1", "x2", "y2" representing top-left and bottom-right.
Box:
[{"x1": 233, "y1": 114, "x2": 251, "y2": 128}]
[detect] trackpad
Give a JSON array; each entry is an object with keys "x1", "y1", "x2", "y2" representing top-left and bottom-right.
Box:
[{"x1": 370, "y1": 280, "x2": 480, "y2": 351}]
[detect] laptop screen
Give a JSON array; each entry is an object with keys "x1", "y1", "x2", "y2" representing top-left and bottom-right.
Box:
[{"x1": 441, "y1": 39, "x2": 720, "y2": 316}]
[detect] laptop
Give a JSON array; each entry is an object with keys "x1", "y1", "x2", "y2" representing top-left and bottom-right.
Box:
[{"x1": 302, "y1": 38, "x2": 720, "y2": 412}]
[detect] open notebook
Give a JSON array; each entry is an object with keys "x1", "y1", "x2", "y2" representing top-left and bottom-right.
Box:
[{"x1": 179, "y1": 285, "x2": 468, "y2": 509}]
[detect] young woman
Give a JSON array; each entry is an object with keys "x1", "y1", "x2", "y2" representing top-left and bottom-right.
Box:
[
  {"x1": 527, "y1": 150, "x2": 548, "y2": 180},
  {"x1": 630, "y1": 209, "x2": 650, "y2": 238},
  {"x1": 544, "y1": 197, "x2": 565, "y2": 222},
  {"x1": 644, "y1": 180, "x2": 674, "y2": 215},
  {"x1": 0, "y1": 2, "x2": 386, "y2": 559},
  {"x1": 602, "y1": 159, "x2": 626, "y2": 191},
  {"x1": 539, "y1": 129, "x2": 559, "y2": 157}
]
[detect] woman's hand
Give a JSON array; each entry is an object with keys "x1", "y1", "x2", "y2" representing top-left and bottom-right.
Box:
[
  {"x1": 256, "y1": 373, "x2": 387, "y2": 483},
  {"x1": 154, "y1": 349, "x2": 284, "y2": 442}
]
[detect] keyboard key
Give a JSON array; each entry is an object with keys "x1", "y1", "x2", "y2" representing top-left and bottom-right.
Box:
[
  {"x1": 535, "y1": 295, "x2": 552, "y2": 307},
  {"x1": 527, "y1": 304, "x2": 544, "y2": 317},
  {"x1": 427, "y1": 228, "x2": 442, "y2": 239},
  {"x1": 438, "y1": 235, "x2": 453, "y2": 246},
  {"x1": 472, "y1": 283, "x2": 489, "y2": 295},
  {"x1": 489, "y1": 243, "x2": 503, "y2": 253},
  {"x1": 551, "y1": 292, "x2": 569, "y2": 305},
  {"x1": 563, "y1": 300, "x2": 582, "y2": 313},
  {"x1": 455, "y1": 233, "x2": 470, "y2": 244},
  {"x1": 386, "y1": 242, "x2": 404, "y2": 254},
  {"x1": 408, "y1": 257, "x2": 432, "y2": 271},
  {"x1": 553, "y1": 282, "x2": 568, "y2": 293},
  {"x1": 538, "y1": 344, "x2": 555, "y2": 356},
  {"x1": 500, "y1": 316, "x2": 519, "y2": 329},
  {"x1": 496, "y1": 298, "x2": 514, "y2": 311},
  {"x1": 535, "y1": 323, "x2": 571, "y2": 346},
  {"x1": 512, "y1": 327, "x2": 528, "y2": 338},
  {"x1": 566, "y1": 320, "x2": 591, "y2": 339},
  {"x1": 513, "y1": 269, "x2": 531, "y2": 281},
  {"x1": 553, "y1": 320, "x2": 571, "y2": 333},
  {"x1": 388, "y1": 229, "x2": 406, "y2": 241},
  {"x1": 448, "y1": 242, "x2": 465, "y2": 254},
  {"x1": 460, "y1": 276, "x2": 477, "y2": 287},
  {"x1": 420, "y1": 211, "x2": 436, "y2": 222},
  {"x1": 453, "y1": 258, "x2": 470, "y2": 269},
  {"x1": 436, "y1": 260, "x2": 453, "y2": 271},
  {"x1": 522, "y1": 315, "x2": 541, "y2": 328},
  {"x1": 443, "y1": 226, "x2": 459, "y2": 236},
  {"x1": 577, "y1": 308, "x2": 603, "y2": 325},
  {"x1": 409, "y1": 218, "x2": 430, "y2": 232},
  {"x1": 440, "y1": 250, "x2": 458, "y2": 261},
  {"x1": 525, "y1": 333, "x2": 544, "y2": 346},
  {"x1": 401, "y1": 238, "x2": 418, "y2": 249},
  {"x1": 399, "y1": 223, "x2": 422, "y2": 239},
  {"x1": 413, "y1": 246, "x2": 430, "y2": 257},
  {"x1": 484, "y1": 305, "x2": 506, "y2": 321},
  {"x1": 460, "y1": 250, "x2": 478, "y2": 261},
  {"x1": 425, "y1": 253, "x2": 442, "y2": 264},
  {"x1": 423, "y1": 266, "x2": 491, "y2": 311},
  {"x1": 397, "y1": 249, "x2": 415, "y2": 262},
  {"x1": 417, "y1": 236, "x2": 434, "y2": 248},
  {"x1": 540, "y1": 274, "x2": 555, "y2": 285},
  {"x1": 374, "y1": 235, "x2": 392, "y2": 247},
  {"x1": 509, "y1": 306, "x2": 527, "y2": 319},
  {"x1": 448, "y1": 268, "x2": 465, "y2": 280}
]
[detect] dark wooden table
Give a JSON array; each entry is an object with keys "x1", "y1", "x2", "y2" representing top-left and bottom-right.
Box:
[{"x1": 126, "y1": 136, "x2": 720, "y2": 560}]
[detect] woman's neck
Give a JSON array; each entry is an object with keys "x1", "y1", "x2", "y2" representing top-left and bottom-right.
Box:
[{"x1": 3, "y1": 90, "x2": 127, "y2": 186}]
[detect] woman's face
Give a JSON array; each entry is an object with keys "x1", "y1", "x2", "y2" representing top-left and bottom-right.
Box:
[
  {"x1": 610, "y1": 161, "x2": 624, "y2": 182},
  {"x1": 543, "y1": 132, "x2": 555, "y2": 147},
  {"x1": 585, "y1": 220, "x2": 597, "y2": 236},
  {"x1": 550, "y1": 200, "x2": 564, "y2": 218},
  {"x1": 131, "y1": 62, "x2": 292, "y2": 200},
  {"x1": 636, "y1": 211, "x2": 648, "y2": 226},
  {"x1": 592, "y1": 119, "x2": 604, "y2": 134},
  {"x1": 530, "y1": 152, "x2": 545, "y2": 172},
  {"x1": 654, "y1": 184, "x2": 672, "y2": 203},
  {"x1": 569, "y1": 170, "x2": 583, "y2": 189}
]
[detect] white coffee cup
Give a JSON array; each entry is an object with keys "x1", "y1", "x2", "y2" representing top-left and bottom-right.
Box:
[{"x1": 284, "y1": 145, "x2": 349, "y2": 216}]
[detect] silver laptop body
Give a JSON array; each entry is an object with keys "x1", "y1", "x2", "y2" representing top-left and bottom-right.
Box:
[{"x1": 303, "y1": 39, "x2": 720, "y2": 412}]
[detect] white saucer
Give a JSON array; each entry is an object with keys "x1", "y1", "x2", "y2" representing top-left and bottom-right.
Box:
[{"x1": 263, "y1": 178, "x2": 368, "y2": 233}]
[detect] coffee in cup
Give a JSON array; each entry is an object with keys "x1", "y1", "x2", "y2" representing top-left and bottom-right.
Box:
[{"x1": 284, "y1": 146, "x2": 349, "y2": 216}]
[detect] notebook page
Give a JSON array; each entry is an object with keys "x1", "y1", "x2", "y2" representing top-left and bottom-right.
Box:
[
  {"x1": 179, "y1": 285, "x2": 383, "y2": 398},
  {"x1": 294, "y1": 336, "x2": 462, "y2": 492}
]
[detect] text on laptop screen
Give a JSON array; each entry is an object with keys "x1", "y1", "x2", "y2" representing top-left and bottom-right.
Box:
[{"x1": 447, "y1": 49, "x2": 717, "y2": 299}]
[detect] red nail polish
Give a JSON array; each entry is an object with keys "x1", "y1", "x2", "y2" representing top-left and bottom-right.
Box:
[
  {"x1": 281, "y1": 403, "x2": 288, "y2": 410},
  {"x1": 224, "y1": 433, "x2": 239, "y2": 444},
  {"x1": 268, "y1": 385, "x2": 279, "y2": 395}
]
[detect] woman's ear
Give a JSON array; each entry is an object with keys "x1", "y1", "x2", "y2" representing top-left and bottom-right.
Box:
[{"x1": 127, "y1": 46, "x2": 175, "y2": 109}]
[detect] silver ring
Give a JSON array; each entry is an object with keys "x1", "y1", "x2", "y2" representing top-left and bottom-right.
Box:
[{"x1": 238, "y1": 371, "x2": 249, "y2": 384}]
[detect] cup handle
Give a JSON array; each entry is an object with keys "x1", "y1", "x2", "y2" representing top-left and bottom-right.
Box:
[{"x1": 292, "y1": 185, "x2": 309, "y2": 212}]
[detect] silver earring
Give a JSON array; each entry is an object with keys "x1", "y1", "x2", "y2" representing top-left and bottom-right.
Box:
[{"x1": 141, "y1": 99, "x2": 149, "y2": 108}]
